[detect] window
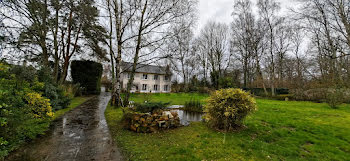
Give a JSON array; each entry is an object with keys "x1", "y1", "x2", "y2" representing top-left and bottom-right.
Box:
[
  {"x1": 134, "y1": 84, "x2": 139, "y2": 90},
  {"x1": 164, "y1": 85, "x2": 169, "y2": 91},
  {"x1": 142, "y1": 84, "x2": 147, "y2": 91},
  {"x1": 164, "y1": 76, "x2": 170, "y2": 81},
  {"x1": 154, "y1": 75, "x2": 159, "y2": 80},
  {"x1": 142, "y1": 74, "x2": 148, "y2": 80},
  {"x1": 154, "y1": 85, "x2": 159, "y2": 91}
]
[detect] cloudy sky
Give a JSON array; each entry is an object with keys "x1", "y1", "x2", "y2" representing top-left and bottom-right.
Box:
[{"x1": 196, "y1": 0, "x2": 299, "y2": 34}]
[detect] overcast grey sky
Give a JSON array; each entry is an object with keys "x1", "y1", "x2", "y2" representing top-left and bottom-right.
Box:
[{"x1": 196, "y1": 0, "x2": 299, "y2": 34}]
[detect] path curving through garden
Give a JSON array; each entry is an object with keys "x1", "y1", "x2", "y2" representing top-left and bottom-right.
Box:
[{"x1": 6, "y1": 91, "x2": 123, "y2": 161}]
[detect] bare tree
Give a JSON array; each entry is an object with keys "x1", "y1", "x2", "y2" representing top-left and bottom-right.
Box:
[
  {"x1": 196, "y1": 21, "x2": 230, "y2": 89},
  {"x1": 167, "y1": 9, "x2": 197, "y2": 90},
  {"x1": 296, "y1": 0, "x2": 350, "y2": 87},
  {"x1": 253, "y1": 20, "x2": 269, "y2": 95},
  {"x1": 193, "y1": 37, "x2": 209, "y2": 85},
  {"x1": 105, "y1": 0, "x2": 115, "y2": 104},
  {"x1": 103, "y1": 0, "x2": 135, "y2": 106},
  {"x1": 290, "y1": 25, "x2": 306, "y2": 88},
  {"x1": 123, "y1": 0, "x2": 196, "y2": 104},
  {"x1": 257, "y1": 0, "x2": 282, "y2": 96},
  {"x1": 274, "y1": 20, "x2": 292, "y2": 87},
  {"x1": 231, "y1": 0, "x2": 256, "y2": 88}
]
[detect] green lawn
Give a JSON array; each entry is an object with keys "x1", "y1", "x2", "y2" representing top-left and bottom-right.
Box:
[
  {"x1": 106, "y1": 93, "x2": 350, "y2": 161},
  {"x1": 129, "y1": 93, "x2": 208, "y2": 105},
  {"x1": 53, "y1": 96, "x2": 92, "y2": 120}
]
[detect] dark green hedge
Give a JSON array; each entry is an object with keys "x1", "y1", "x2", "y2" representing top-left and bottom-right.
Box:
[{"x1": 71, "y1": 60, "x2": 103, "y2": 95}]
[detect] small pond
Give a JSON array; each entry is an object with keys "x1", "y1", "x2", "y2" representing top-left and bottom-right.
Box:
[{"x1": 168, "y1": 105, "x2": 203, "y2": 126}]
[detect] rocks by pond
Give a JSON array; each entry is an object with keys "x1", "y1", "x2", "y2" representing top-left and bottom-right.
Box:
[{"x1": 123, "y1": 111, "x2": 181, "y2": 133}]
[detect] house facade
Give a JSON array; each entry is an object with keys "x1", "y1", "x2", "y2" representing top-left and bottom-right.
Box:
[{"x1": 120, "y1": 62, "x2": 172, "y2": 93}]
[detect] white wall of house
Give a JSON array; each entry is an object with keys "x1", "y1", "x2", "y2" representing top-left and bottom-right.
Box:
[{"x1": 120, "y1": 73, "x2": 171, "y2": 93}]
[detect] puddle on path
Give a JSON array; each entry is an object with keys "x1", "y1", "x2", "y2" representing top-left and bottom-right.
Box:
[{"x1": 6, "y1": 92, "x2": 123, "y2": 161}]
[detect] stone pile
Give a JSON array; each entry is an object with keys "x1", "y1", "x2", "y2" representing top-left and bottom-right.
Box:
[{"x1": 125, "y1": 111, "x2": 181, "y2": 133}]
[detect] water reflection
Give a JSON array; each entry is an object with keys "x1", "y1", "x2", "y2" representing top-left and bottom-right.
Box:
[{"x1": 170, "y1": 109, "x2": 203, "y2": 126}]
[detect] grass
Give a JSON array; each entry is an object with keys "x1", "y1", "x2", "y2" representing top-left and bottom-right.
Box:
[
  {"x1": 52, "y1": 96, "x2": 92, "y2": 120},
  {"x1": 129, "y1": 93, "x2": 208, "y2": 105},
  {"x1": 106, "y1": 93, "x2": 350, "y2": 161}
]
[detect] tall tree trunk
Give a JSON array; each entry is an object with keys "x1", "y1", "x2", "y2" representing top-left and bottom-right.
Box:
[
  {"x1": 107, "y1": 0, "x2": 116, "y2": 106},
  {"x1": 270, "y1": 26, "x2": 275, "y2": 96},
  {"x1": 60, "y1": 56, "x2": 70, "y2": 84},
  {"x1": 202, "y1": 57, "x2": 207, "y2": 86},
  {"x1": 53, "y1": 0, "x2": 60, "y2": 83},
  {"x1": 41, "y1": 0, "x2": 49, "y2": 68},
  {"x1": 181, "y1": 58, "x2": 187, "y2": 91},
  {"x1": 115, "y1": 43, "x2": 122, "y2": 106},
  {"x1": 243, "y1": 58, "x2": 248, "y2": 88},
  {"x1": 60, "y1": 24, "x2": 81, "y2": 84},
  {"x1": 124, "y1": 0, "x2": 148, "y2": 105},
  {"x1": 256, "y1": 58, "x2": 268, "y2": 96},
  {"x1": 112, "y1": 0, "x2": 124, "y2": 107},
  {"x1": 41, "y1": 42, "x2": 49, "y2": 67},
  {"x1": 59, "y1": 10, "x2": 73, "y2": 84}
]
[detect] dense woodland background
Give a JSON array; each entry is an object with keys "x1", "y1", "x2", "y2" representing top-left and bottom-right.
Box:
[{"x1": 1, "y1": 0, "x2": 350, "y2": 102}]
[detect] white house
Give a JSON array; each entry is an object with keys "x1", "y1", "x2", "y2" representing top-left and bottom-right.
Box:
[{"x1": 120, "y1": 62, "x2": 172, "y2": 93}]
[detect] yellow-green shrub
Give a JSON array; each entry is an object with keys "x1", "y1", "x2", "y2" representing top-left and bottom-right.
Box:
[
  {"x1": 204, "y1": 88, "x2": 257, "y2": 131},
  {"x1": 0, "y1": 63, "x2": 55, "y2": 158},
  {"x1": 25, "y1": 92, "x2": 54, "y2": 118}
]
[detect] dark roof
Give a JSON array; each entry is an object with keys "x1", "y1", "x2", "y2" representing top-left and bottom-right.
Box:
[{"x1": 121, "y1": 62, "x2": 169, "y2": 75}]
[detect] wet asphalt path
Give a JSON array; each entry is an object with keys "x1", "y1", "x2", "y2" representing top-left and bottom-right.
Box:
[{"x1": 7, "y1": 91, "x2": 123, "y2": 161}]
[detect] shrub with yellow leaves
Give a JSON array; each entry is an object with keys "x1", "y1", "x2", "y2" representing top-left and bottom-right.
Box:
[
  {"x1": 25, "y1": 92, "x2": 54, "y2": 118},
  {"x1": 204, "y1": 88, "x2": 256, "y2": 131}
]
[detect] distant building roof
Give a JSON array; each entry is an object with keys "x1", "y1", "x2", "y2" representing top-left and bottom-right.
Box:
[{"x1": 121, "y1": 62, "x2": 170, "y2": 75}]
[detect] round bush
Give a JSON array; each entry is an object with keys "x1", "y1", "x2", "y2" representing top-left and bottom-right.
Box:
[{"x1": 204, "y1": 88, "x2": 257, "y2": 131}]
